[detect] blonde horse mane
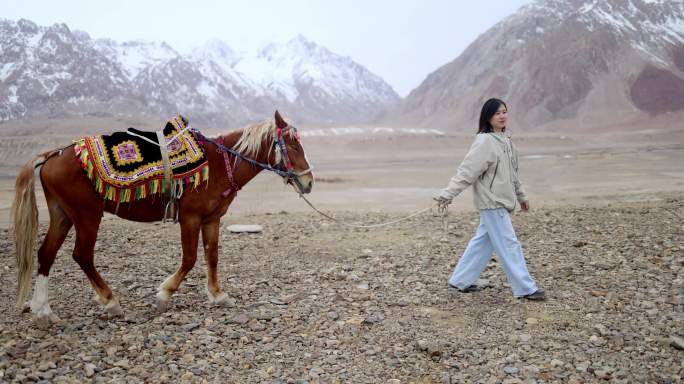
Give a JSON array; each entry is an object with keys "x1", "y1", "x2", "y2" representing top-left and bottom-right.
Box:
[{"x1": 230, "y1": 119, "x2": 295, "y2": 162}]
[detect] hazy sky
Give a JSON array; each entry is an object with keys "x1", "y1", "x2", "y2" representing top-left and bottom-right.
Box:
[{"x1": 3, "y1": 0, "x2": 531, "y2": 96}]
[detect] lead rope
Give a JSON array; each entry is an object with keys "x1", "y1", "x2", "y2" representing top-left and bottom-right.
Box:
[
  {"x1": 297, "y1": 193, "x2": 449, "y2": 234},
  {"x1": 437, "y1": 201, "x2": 449, "y2": 237}
]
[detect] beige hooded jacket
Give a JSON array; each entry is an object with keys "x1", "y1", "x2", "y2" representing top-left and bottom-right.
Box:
[{"x1": 439, "y1": 132, "x2": 528, "y2": 212}]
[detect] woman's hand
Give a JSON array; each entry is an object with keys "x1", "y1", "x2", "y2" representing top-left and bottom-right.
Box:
[
  {"x1": 520, "y1": 201, "x2": 530, "y2": 211},
  {"x1": 434, "y1": 196, "x2": 451, "y2": 214}
]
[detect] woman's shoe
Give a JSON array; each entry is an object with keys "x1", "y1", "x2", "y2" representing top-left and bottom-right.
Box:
[
  {"x1": 520, "y1": 289, "x2": 546, "y2": 301},
  {"x1": 448, "y1": 283, "x2": 482, "y2": 293}
]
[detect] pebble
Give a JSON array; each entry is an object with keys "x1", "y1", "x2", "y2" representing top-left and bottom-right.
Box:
[
  {"x1": 575, "y1": 361, "x2": 589, "y2": 372},
  {"x1": 182, "y1": 354, "x2": 195, "y2": 364},
  {"x1": 38, "y1": 361, "x2": 56, "y2": 371},
  {"x1": 671, "y1": 335, "x2": 684, "y2": 350},
  {"x1": 355, "y1": 282, "x2": 370, "y2": 290},
  {"x1": 84, "y1": 363, "x2": 96, "y2": 377},
  {"x1": 181, "y1": 322, "x2": 200, "y2": 332},
  {"x1": 503, "y1": 366, "x2": 519, "y2": 374},
  {"x1": 550, "y1": 359, "x2": 564, "y2": 367},
  {"x1": 227, "y1": 314, "x2": 250, "y2": 325}
]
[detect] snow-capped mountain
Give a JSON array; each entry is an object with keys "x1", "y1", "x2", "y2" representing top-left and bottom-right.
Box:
[
  {"x1": 0, "y1": 19, "x2": 133, "y2": 122},
  {"x1": 0, "y1": 19, "x2": 399, "y2": 126},
  {"x1": 95, "y1": 39, "x2": 180, "y2": 80},
  {"x1": 392, "y1": 0, "x2": 684, "y2": 131},
  {"x1": 234, "y1": 35, "x2": 399, "y2": 123}
]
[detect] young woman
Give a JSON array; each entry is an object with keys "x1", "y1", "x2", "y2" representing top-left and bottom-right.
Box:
[{"x1": 435, "y1": 98, "x2": 545, "y2": 300}]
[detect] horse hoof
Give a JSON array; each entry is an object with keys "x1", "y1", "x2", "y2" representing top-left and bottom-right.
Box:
[
  {"x1": 211, "y1": 293, "x2": 236, "y2": 308},
  {"x1": 33, "y1": 314, "x2": 60, "y2": 328},
  {"x1": 34, "y1": 315, "x2": 51, "y2": 329},
  {"x1": 155, "y1": 297, "x2": 168, "y2": 313},
  {"x1": 106, "y1": 303, "x2": 123, "y2": 318}
]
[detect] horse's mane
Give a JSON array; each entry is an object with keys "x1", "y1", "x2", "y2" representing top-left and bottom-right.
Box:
[{"x1": 223, "y1": 119, "x2": 295, "y2": 161}]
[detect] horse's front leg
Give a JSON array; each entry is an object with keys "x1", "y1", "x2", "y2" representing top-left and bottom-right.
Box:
[
  {"x1": 202, "y1": 219, "x2": 234, "y2": 307},
  {"x1": 156, "y1": 216, "x2": 200, "y2": 312}
]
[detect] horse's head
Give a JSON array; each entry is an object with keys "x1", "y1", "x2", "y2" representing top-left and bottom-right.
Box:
[
  {"x1": 272, "y1": 111, "x2": 314, "y2": 194},
  {"x1": 231, "y1": 111, "x2": 314, "y2": 193}
]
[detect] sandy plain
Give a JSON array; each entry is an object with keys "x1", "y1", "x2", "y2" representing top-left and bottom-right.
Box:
[
  {"x1": 0, "y1": 123, "x2": 682, "y2": 227},
  {"x1": 0, "y1": 120, "x2": 682, "y2": 383}
]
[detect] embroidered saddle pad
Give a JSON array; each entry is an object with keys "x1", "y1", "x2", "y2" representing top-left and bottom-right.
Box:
[{"x1": 74, "y1": 116, "x2": 209, "y2": 202}]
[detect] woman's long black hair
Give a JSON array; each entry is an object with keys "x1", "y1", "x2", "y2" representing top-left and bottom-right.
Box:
[{"x1": 478, "y1": 98, "x2": 507, "y2": 134}]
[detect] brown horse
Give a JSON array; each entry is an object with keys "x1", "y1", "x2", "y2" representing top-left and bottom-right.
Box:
[{"x1": 12, "y1": 111, "x2": 314, "y2": 322}]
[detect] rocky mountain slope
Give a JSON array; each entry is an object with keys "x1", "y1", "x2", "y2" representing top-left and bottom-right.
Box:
[{"x1": 392, "y1": 0, "x2": 684, "y2": 132}]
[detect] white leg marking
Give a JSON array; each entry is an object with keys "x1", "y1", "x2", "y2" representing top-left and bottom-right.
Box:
[
  {"x1": 156, "y1": 289, "x2": 171, "y2": 302},
  {"x1": 92, "y1": 293, "x2": 105, "y2": 305},
  {"x1": 158, "y1": 274, "x2": 176, "y2": 292},
  {"x1": 155, "y1": 275, "x2": 176, "y2": 312},
  {"x1": 30, "y1": 274, "x2": 53, "y2": 318},
  {"x1": 157, "y1": 275, "x2": 175, "y2": 301}
]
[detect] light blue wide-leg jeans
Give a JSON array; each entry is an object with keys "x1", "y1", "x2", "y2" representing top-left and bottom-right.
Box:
[{"x1": 448, "y1": 208, "x2": 538, "y2": 296}]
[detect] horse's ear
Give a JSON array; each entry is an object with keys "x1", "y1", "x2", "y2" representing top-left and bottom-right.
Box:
[{"x1": 274, "y1": 110, "x2": 287, "y2": 129}]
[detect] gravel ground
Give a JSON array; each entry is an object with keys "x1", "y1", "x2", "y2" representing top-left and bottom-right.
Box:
[{"x1": 0, "y1": 196, "x2": 683, "y2": 383}]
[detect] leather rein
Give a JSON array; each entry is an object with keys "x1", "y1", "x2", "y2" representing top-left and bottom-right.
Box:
[{"x1": 192, "y1": 125, "x2": 312, "y2": 196}]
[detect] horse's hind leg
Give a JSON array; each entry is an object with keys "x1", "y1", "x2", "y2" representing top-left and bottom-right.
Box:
[
  {"x1": 156, "y1": 217, "x2": 201, "y2": 312},
  {"x1": 72, "y1": 215, "x2": 122, "y2": 317},
  {"x1": 202, "y1": 220, "x2": 233, "y2": 307},
  {"x1": 29, "y1": 195, "x2": 73, "y2": 321}
]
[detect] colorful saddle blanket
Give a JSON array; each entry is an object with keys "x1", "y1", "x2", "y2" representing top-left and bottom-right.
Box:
[{"x1": 74, "y1": 116, "x2": 209, "y2": 202}]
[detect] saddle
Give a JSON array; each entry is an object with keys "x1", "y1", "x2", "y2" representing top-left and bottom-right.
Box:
[{"x1": 74, "y1": 116, "x2": 209, "y2": 212}]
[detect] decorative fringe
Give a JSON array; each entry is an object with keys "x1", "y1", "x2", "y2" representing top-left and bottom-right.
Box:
[{"x1": 73, "y1": 139, "x2": 209, "y2": 203}]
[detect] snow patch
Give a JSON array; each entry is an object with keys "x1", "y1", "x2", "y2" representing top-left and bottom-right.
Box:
[
  {"x1": 49, "y1": 71, "x2": 71, "y2": 80},
  {"x1": 8, "y1": 85, "x2": 18, "y2": 103},
  {"x1": 632, "y1": 42, "x2": 668, "y2": 66},
  {"x1": 39, "y1": 38, "x2": 58, "y2": 55},
  {"x1": 26, "y1": 32, "x2": 42, "y2": 49},
  {"x1": 0, "y1": 62, "x2": 18, "y2": 81},
  {"x1": 592, "y1": 7, "x2": 637, "y2": 32},
  {"x1": 68, "y1": 96, "x2": 85, "y2": 104},
  {"x1": 105, "y1": 40, "x2": 179, "y2": 79},
  {"x1": 197, "y1": 81, "x2": 218, "y2": 99}
]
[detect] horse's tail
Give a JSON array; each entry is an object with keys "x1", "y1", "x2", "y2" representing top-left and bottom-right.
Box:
[{"x1": 11, "y1": 155, "x2": 43, "y2": 308}]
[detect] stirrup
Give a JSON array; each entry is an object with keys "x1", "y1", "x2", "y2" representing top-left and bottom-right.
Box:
[{"x1": 163, "y1": 199, "x2": 179, "y2": 223}]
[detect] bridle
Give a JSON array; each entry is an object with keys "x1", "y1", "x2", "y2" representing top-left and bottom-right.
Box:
[
  {"x1": 273, "y1": 124, "x2": 313, "y2": 193},
  {"x1": 191, "y1": 125, "x2": 313, "y2": 194}
]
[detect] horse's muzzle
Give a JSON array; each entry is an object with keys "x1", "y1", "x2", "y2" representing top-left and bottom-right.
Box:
[{"x1": 292, "y1": 174, "x2": 313, "y2": 194}]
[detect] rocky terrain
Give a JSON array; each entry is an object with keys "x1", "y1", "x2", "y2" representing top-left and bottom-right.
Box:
[{"x1": 0, "y1": 195, "x2": 682, "y2": 383}]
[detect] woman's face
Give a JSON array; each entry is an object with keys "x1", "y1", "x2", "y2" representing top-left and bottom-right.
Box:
[{"x1": 489, "y1": 104, "x2": 508, "y2": 131}]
